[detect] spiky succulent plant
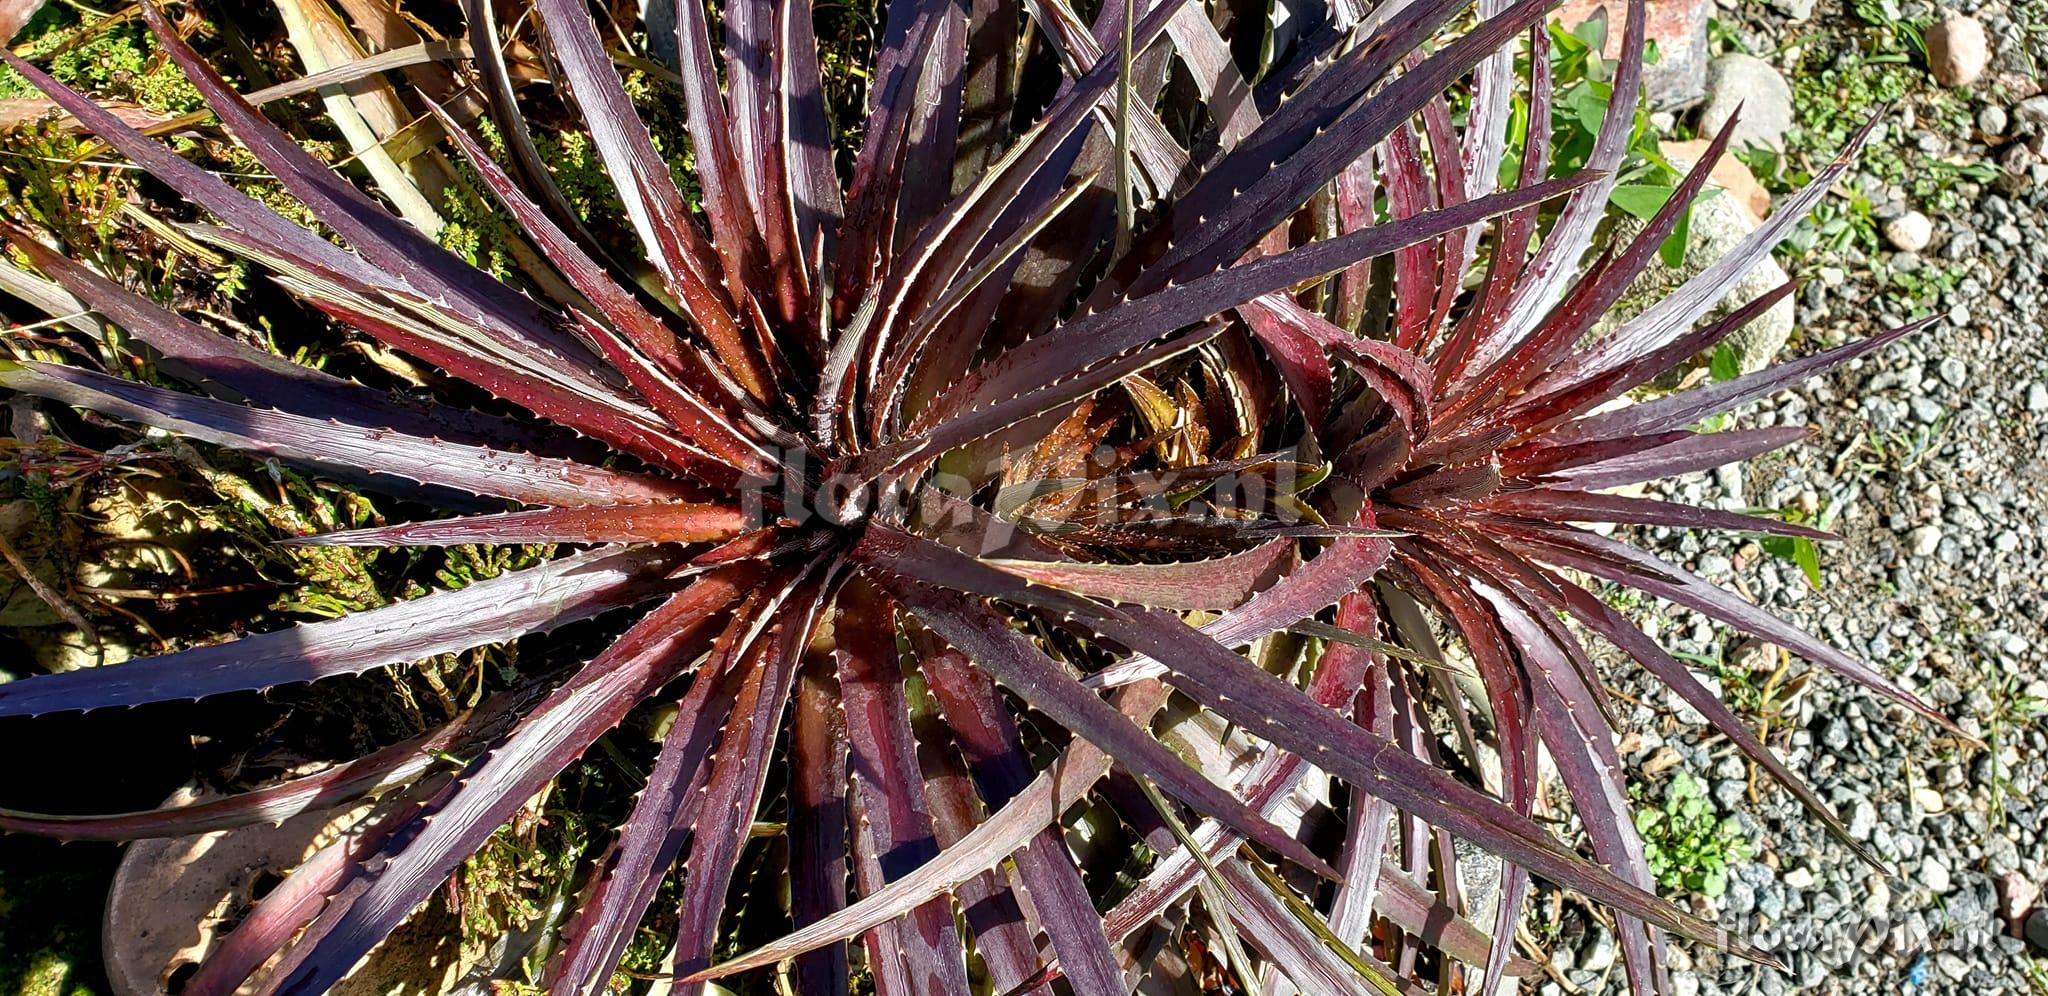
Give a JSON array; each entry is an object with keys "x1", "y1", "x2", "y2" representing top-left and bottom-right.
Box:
[{"x1": 0, "y1": 0, "x2": 1950, "y2": 993}]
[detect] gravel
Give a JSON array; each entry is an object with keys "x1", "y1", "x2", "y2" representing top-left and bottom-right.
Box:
[{"x1": 1544, "y1": 1, "x2": 2048, "y2": 990}]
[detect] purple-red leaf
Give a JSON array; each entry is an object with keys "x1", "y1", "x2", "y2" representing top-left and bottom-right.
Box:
[
  {"x1": 1494, "y1": 522, "x2": 1962, "y2": 736},
  {"x1": 787, "y1": 653, "x2": 853, "y2": 995},
  {"x1": 541, "y1": 581, "x2": 785, "y2": 996},
  {"x1": 860, "y1": 527, "x2": 1755, "y2": 956},
  {"x1": 915, "y1": 633, "x2": 1126, "y2": 996},
  {"x1": 0, "y1": 691, "x2": 524, "y2": 839},
  {"x1": 865, "y1": 556, "x2": 1339, "y2": 880},
  {"x1": 1482, "y1": 488, "x2": 1836, "y2": 540},
  {"x1": 134, "y1": 2, "x2": 606, "y2": 378},
  {"x1": 256, "y1": 568, "x2": 755, "y2": 996},
  {"x1": 0, "y1": 547, "x2": 681, "y2": 717},
  {"x1": 687, "y1": 681, "x2": 1175, "y2": 981},
  {"x1": 667, "y1": 567, "x2": 841, "y2": 987},
  {"x1": 0, "y1": 218, "x2": 526, "y2": 448},
  {"x1": 1550, "y1": 321, "x2": 1927, "y2": 446},
  {"x1": 285, "y1": 502, "x2": 747, "y2": 548},
  {"x1": 835, "y1": 579, "x2": 975, "y2": 996},
  {"x1": 987, "y1": 539, "x2": 1292, "y2": 610},
  {"x1": 532, "y1": 0, "x2": 772, "y2": 400},
  {"x1": 0, "y1": 361, "x2": 689, "y2": 507}
]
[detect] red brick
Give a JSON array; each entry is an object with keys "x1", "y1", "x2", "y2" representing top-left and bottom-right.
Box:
[{"x1": 1553, "y1": 0, "x2": 1711, "y2": 110}]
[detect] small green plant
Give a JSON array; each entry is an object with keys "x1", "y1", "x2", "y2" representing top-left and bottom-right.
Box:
[
  {"x1": 1636, "y1": 772, "x2": 1751, "y2": 898},
  {"x1": 1704, "y1": 17, "x2": 1749, "y2": 56},
  {"x1": 1707, "y1": 342, "x2": 1742, "y2": 383},
  {"x1": 1778, "y1": 188, "x2": 1880, "y2": 260},
  {"x1": 1670, "y1": 641, "x2": 1804, "y2": 726},
  {"x1": 1984, "y1": 671, "x2": 2048, "y2": 827},
  {"x1": 0, "y1": 11, "x2": 203, "y2": 114},
  {"x1": 1845, "y1": 421, "x2": 1951, "y2": 477},
  {"x1": 1880, "y1": 260, "x2": 1967, "y2": 319},
  {"x1": 1848, "y1": 0, "x2": 1928, "y2": 60},
  {"x1": 2022, "y1": 952, "x2": 2048, "y2": 995},
  {"x1": 1758, "y1": 506, "x2": 1825, "y2": 589},
  {"x1": 1513, "y1": 18, "x2": 1693, "y2": 266}
]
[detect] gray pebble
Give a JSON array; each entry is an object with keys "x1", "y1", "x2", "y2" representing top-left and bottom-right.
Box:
[
  {"x1": 2016, "y1": 95, "x2": 2048, "y2": 131},
  {"x1": 1908, "y1": 525, "x2": 1944, "y2": 557},
  {"x1": 1922, "y1": 855, "x2": 1954, "y2": 894},
  {"x1": 1578, "y1": 925, "x2": 1618, "y2": 973}
]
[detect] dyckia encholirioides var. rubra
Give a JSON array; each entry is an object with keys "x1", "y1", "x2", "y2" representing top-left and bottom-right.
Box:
[{"x1": 0, "y1": 0, "x2": 1948, "y2": 992}]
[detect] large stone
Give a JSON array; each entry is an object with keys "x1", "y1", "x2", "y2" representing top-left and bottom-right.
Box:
[
  {"x1": 1908, "y1": 525, "x2": 1945, "y2": 558},
  {"x1": 1578, "y1": 925, "x2": 1619, "y2": 973},
  {"x1": 1698, "y1": 54, "x2": 1797, "y2": 152},
  {"x1": 1925, "y1": 15, "x2": 1989, "y2": 88},
  {"x1": 1554, "y1": 0, "x2": 1711, "y2": 109},
  {"x1": 1920, "y1": 855, "x2": 1954, "y2": 894},
  {"x1": 1980, "y1": 104, "x2": 2009, "y2": 136},
  {"x1": 639, "y1": 0, "x2": 678, "y2": 64}
]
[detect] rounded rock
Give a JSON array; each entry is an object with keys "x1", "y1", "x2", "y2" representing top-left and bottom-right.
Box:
[
  {"x1": 1926, "y1": 15, "x2": 1989, "y2": 88},
  {"x1": 1979, "y1": 104, "x2": 2009, "y2": 137},
  {"x1": 2027, "y1": 909, "x2": 2048, "y2": 952},
  {"x1": 1884, "y1": 211, "x2": 1934, "y2": 252},
  {"x1": 1699, "y1": 54, "x2": 1796, "y2": 151}
]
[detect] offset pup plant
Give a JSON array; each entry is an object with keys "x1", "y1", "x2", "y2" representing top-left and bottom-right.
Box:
[{"x1": 0, "y1": 0, "x2": 1949, "y2": 992}]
